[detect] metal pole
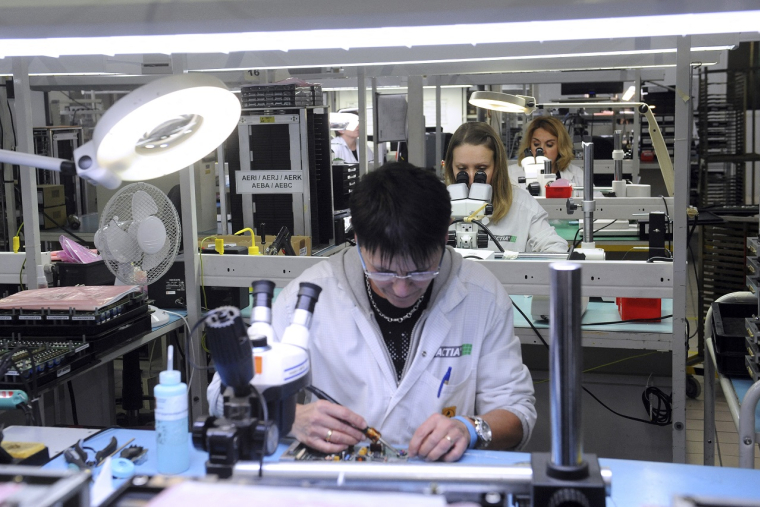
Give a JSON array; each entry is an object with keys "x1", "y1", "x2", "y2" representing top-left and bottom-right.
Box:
[
  {"x1": 632, "y1": 70, "x2": 642, "y2": 183},
  {"x1": 582, "y1": 141, "x2": 594, "y2": 245},
  {"x1": 407, "y1": 75, "x2": 425, "y2": 167},
  {"x1": 671, "y1": 34, "x2": 691, "y2": 463},
  {"x1": 435, "y1": 81, "x2": 443, "y2": 178},
  {"x1": 357, "y1": 67, "x2": 368, "y2": 177},
  {"x1": 548, "y1": 262, "x2": 584, "y2": 468},
  {"x1": 216, "y1": 145, "x2": 227, "y2": 235},
  {"x1": 613, "y1": 130, "x2": 623, "y2": 181},
  {"x1": 13, "y1": 57, "x2": 43, "y2": 289}
]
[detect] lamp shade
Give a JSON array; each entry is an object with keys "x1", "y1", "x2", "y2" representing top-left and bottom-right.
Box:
[
  {"x1": 73, "y1": 73, "x2": 241, "y2": 188},
  {"x1": 469, "y1": 91, "x2": 536, "y2": 114}
]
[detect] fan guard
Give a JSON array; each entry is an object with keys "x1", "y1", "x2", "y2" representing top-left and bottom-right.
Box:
[{"x1": 96, "y1": 182, "x2": 181, "y2": 286}]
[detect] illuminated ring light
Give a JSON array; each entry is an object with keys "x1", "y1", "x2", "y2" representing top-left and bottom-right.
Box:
[
  {"x1": 83, "y1": 73, "x2": 241, "y2": 186},
  {"x1": 468, "y1": 91, "x2": 536, "y2": 114}
]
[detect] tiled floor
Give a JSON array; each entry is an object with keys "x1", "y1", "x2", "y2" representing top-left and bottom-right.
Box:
[{"x1": 685, "y1": 374, "x2": 760, "y2": 468}]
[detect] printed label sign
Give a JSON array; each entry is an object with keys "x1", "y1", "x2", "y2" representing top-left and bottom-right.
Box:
[{"x1": 235, "y1": 171, "x2": 304, "y2": 194}]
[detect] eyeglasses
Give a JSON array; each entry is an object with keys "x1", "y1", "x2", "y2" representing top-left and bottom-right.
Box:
[{"x1": 356, "y1": 243, "x2": 444, "y2": 283}]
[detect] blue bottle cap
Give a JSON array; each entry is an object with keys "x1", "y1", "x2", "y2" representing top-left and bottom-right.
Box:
[{"x1": 111, "y1": 458, "x2": 135, "y2": 479}]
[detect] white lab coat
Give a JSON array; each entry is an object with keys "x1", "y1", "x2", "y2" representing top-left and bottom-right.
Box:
[
  {"x1": 331, "y1": 136, "x2": 374, "y2": 164},
  {"x1": 508, "y1": 162, "x2": 584, "y2": 187},
  {"x1": 471, "y1": 185, "x2": 568, "y2": 253},
  {"x1": 207, "y1": 246, "x2": 536, "y2": 449}
]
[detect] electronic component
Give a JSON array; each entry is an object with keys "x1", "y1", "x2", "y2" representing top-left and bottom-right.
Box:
[
  {"x1": 280, "y1": 441, "x2": 408, "y2": 463},
  {"x1": 0, "y1": 340, "x2": 91, "y2": 389}
]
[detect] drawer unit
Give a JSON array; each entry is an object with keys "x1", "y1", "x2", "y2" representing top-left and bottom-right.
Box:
[
  {"x1": 746, "y1": 356, "x2": 760, "y2": 382},
  {"x1": 748, "y1": 236, "x2": 759, "y2": 258},
  {"x1": 748, "y1": 256, "x2": 760, "y2": 278},
  {"x1": 332, "y1": 163, "x2": 359, "y2": 211},
  {"x1": 746, "y1": 317, "x2": 760, "y2": 345},
  {"x1": 747, "y1": 275, "x2": 758, "y2": 296}
]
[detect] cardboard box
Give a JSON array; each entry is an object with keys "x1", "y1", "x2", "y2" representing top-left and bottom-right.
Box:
[
  {"x1": 39, "y1": 205, "x2": 67, "y2": 229},
  {"x1": 37, "y1": 184, "x2": 65, "y2": 208},
  {"x1": 198, "y1": 234, "x2": 312, "y2": 256}
]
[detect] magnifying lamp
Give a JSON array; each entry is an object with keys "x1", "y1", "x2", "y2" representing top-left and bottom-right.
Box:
[
  {"x1": 0, "y1": 73, "x2": 241, "y2": 189},
  {"x1": 468, "y1": 90, "x2": 674, "y2": 196}
]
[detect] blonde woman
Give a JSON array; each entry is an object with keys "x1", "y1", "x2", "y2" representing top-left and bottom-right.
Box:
[
  {"x1": 443, "y1": 122, "x2": 567, "y2": 254},
  {"x1": 509, "y1": 116, "x2": 583, "y2": 186}
]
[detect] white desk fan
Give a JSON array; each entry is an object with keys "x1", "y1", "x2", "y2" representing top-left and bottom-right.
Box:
[{"x1": 94, "y1": 182, "x2": 181, "y2": 325}]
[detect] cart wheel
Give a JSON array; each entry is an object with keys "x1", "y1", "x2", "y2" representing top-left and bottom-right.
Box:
[{"x1": 686, "y1": 374, "x2": 702, "y2": 399}]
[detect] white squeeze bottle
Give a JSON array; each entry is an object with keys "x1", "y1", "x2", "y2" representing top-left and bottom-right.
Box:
[{"x1": 155, "y1": 345, "x2": 190, "y2": 474}]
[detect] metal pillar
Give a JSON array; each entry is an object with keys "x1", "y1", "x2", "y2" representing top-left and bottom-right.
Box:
[
  {"x1": 549, "y1": 262, "x2": 584, "y2": 468},
  {"x1": 357, "y1": 67, "x2": 368, "y2": 176},
  {"x1": 407, "y1": 75, "x2": 425, "y2": 167},
  {"x1": 671, "y1": 34, "x2": 692, "y2": 464},
  {"x1": 13, "y1": 58, "x2": 42, "y2": 289}
]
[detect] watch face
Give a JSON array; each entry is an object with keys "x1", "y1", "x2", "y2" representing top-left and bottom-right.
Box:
[
  {"x1": 474, "y1": 417, "x2": 492, "y2": 449},
  {"x1": 264, "y1": 423, "x2": 280, "y2": 455}
]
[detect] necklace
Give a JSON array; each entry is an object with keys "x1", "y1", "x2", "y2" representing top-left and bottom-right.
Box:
[{"x1": 365, "y1": 276, "x2": 425, "y2": 323}]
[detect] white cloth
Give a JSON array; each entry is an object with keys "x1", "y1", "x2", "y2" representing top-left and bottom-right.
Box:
[
  {"x1": 452, "y1": 185, "x2": 568, "y2": 254},
  {"x1": 508, "y1": 162, "x2": 584, "y2": 187},
  {"x1": 207, "y1": 247, "x2": 536, "y2": 450},
  {"x1": 331, "y1": 136, "x2": 374, "y2": 164}
]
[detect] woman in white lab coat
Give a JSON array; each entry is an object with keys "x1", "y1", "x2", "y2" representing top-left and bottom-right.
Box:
[
  {"x1": 507, "y1": 115, "x2": 584, "y2": 187},
  {"x1": 331, "y1": 116, "x2": 374, "y2": 164},
  {"x1": 443, "y1": 122, "x2": 568, "y2": 254}
]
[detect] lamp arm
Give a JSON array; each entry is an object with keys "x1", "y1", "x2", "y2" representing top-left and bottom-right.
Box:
[
  {"x1": 0, "y1": 149, "x2": 75, "y2": 175},
  {"x1": 640, "y1": 105, "x2": 675, "y2": 197},
  {"x1": 537, "y1": 101, "x2": 675, "y2": 197}
]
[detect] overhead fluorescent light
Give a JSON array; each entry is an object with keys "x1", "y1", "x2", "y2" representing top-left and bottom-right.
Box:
[
  {"x1": 0, "y1": 12, "x2": 753, "y2": 57},
  {"x1": 322, "y1": 84, "x2": 471, "y2": 91},
  {"x1": 196, "y1": 47, "x2": 728, "y2": 73}
]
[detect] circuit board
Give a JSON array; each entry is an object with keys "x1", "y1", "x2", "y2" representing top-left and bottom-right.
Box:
[{"x1": 280, "y1": 440, "x2": 409, "y2": 462}]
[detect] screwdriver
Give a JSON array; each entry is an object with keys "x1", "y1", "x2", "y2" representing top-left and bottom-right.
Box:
[{"x1": 306, "y1": 385, "x2": 401, "y2": 456}]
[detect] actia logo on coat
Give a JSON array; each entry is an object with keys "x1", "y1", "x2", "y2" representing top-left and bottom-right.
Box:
[{"x1": 434, "y1": 344, "x2": 472, "y2": 357}]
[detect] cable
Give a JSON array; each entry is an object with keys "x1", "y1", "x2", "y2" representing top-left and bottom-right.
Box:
[
  {"x1": 570, "y1": 219, "x2": 619, "y2": 253},
  {"x1": 199, "y1": 236, "x2": 218, "y2": 311},
  {"x1": 509, "y1": 298, "x2": 550, "y2": 349},
  {"x1": 582, "y1": 314, "x2": 672, "y2": 326},
  {"x1": 163, "y1": 310, "x2": 194, "y2": 392},
  {"x1": 67, "y1": 380, "x2": 79, "y2": 426},
  {"x1": 471, "y1": 219, "x2": 505, "y2": 252},
  {"x1": 7, "y1": 99, "x2": 16, "y2": 149},
  {"x1": 450, "y1": 218, "x2": 505, "y2": 252},
  {"x1": 11, "y1": 185, "x2": 88, "y2": 244},
  {"x1": 660, "y1": 195, "x2": 673, "y2": 250},
  {"x1": 512, "y1": 297, "x2": 672, "y2": 426}
]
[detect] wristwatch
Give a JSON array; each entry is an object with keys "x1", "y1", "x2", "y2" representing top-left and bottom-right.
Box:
[{"x1": 471, "y1": 416, "x2": 492, "y2": 449}]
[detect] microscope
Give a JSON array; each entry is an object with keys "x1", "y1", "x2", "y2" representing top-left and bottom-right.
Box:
[
  {"x1": 447, "y1": 170, "x2": 494, "y2": 250},
  {"x1": 192, "y1": 281, "x2": 322, "y2": 478}
]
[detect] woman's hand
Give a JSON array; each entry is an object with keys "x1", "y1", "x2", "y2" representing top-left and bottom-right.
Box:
[
  {"x1": 407, "y1": 413, "x2": 469, "y2": 462},
  {"x1": 290, "y1": 401, "x2": 368, "y2": 453}
]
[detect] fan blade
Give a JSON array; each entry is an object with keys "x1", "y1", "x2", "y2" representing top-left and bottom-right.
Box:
[
  {"x1": 137, "y1": 216, "x2": 167, "y2": 254},
  {"x1": 132, "y1": 190, "x2": 158, "y2": 222},
  {"x1": 104, "y1": 224, "x2": 139, "y2": 264},
  {"x1": 142, "y1": 230, "x2": 172, "y2": 271},
  {"x1": 93, "y1": 229, "x2": 103, "y2": 251}
]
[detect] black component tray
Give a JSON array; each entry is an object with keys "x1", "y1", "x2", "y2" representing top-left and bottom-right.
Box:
[
  {"x1": 712, "y1": 301, "x2": 757, "y2": 355},
  {"x1": 0, "y1": 294, "x2": 148, "y2": 337}
]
